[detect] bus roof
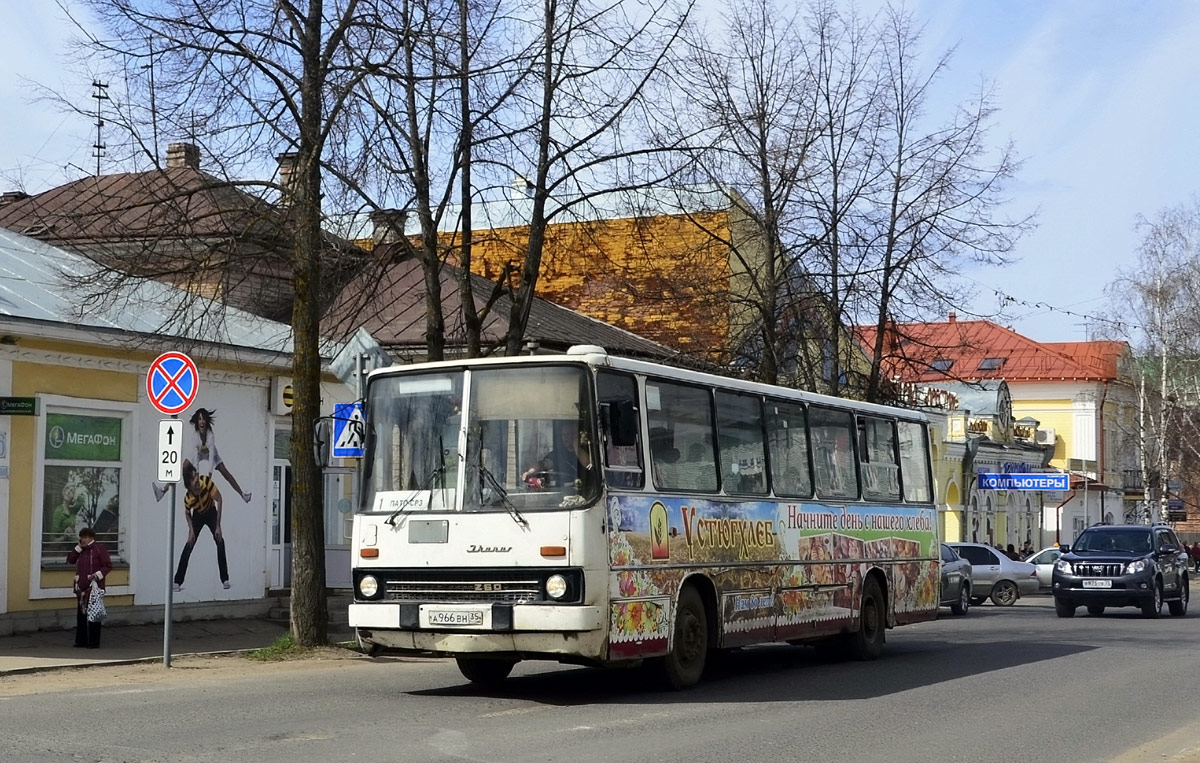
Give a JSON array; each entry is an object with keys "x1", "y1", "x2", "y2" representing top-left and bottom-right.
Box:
[{"x1": 366, "y1": 345, "x2": 930, "y2": 422}]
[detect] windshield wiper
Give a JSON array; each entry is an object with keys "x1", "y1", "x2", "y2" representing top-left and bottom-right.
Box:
[{"x1": 477, "y1": 461, "x2": 529, "y2": 530}]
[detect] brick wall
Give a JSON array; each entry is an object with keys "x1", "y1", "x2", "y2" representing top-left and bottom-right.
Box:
[{"x1": 468, "y1": 211, "x2": 735, "y2": 361}]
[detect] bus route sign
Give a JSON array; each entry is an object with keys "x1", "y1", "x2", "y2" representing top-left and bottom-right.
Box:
[{"x1": 976, "y1": 473, "x2": 1069, "y2": 491}]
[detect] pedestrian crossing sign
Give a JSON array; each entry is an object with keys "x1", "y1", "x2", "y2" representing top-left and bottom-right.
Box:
[{"x1": 332, "y1": 402, "x2": 366, "y2": 458}]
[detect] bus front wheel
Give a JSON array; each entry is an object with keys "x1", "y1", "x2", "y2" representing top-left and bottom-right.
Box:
[
  {"x1": 660, "y1": 585, "x2": 708, "y2": 690},
  {"x1": 456, "y1": 657, "x2": 517, "y2": 686}
]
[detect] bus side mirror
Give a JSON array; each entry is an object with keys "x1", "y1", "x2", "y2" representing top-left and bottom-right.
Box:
[
  {"x1": 605, "y1": 400, "x2": 639, "y2": 447},
  {"x1": 314, "y1": 417, "x2": 332, "y2": 468}
]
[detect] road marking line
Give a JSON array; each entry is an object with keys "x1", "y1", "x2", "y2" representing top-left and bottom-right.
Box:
[{"x1": 478, "y1": 706, "x2": 547, "y2": 718}]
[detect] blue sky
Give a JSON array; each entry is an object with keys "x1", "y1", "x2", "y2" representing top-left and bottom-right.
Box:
[{"x1": 3, "y1": 2, "x2": 1200, "y2": 344}]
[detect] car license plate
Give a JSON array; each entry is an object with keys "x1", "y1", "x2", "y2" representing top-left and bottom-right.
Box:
[
  {"x1": 427, "y1": 609, "x2": 485, "y2": 626},
  {"x1": 1082, "y1": 579, "x2": 1112, "y2": 589}
]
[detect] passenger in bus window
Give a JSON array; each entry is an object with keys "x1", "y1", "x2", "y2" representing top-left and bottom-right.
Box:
[
  {"x1": 648, "y1": 428, "x2": 680, "y2": 487},
  {"x1": 522, "y1": 419, "x2": 594, "y2": 490}
]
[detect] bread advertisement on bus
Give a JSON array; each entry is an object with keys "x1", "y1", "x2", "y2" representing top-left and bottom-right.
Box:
[
  {"x1": 609, "y1": 495, "x2": 936, "y2": 567},
  {"x1": 609, "y1": 496, "x2": 939, "y2": 623}
]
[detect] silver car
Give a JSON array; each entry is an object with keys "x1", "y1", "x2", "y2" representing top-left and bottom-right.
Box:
[
  {"x1": 947, "y1": 542, "x2": 1040, "y2": 606},
  {"x1": 1025, "y1": 546, "x2": 1064, "y2": 592}
]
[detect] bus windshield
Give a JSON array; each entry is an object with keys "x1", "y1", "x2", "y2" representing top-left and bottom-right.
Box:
[{"x1": 362, "y1": 364, "x2": 599, "y2": 513}]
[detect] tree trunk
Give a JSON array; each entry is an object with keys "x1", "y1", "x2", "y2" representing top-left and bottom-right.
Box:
[{"x1": 289, "y1": 0, "x2": 329, "y2": 646}]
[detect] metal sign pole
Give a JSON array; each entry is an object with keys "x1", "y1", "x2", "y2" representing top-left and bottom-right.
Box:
[
  {"x1": 164, "y1": 481, "x2": 176, "y2": 668},
  {"x1": 148, "y1": 355, "x2": 196, "y2": 670}
]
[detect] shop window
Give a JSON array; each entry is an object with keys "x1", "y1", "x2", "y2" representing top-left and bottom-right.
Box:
[{"x1": 41, "y1": 411, "x2": 128, "y2": 564}]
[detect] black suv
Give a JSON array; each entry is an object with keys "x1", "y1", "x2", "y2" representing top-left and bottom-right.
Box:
[{"x1": 1052, "y1": 523, "x2": 1189, "y2": 618}]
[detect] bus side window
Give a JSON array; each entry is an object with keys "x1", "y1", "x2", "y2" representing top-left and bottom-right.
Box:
[
  {"x1": 767, "y1": 399, "x2": 811, "y2": 498},
  {"x1": 716, "y1": 390, "x2": 767, "y2": 495},
  {"x1": 646, "y1": 379, "x2": 717, "y2": 493},
  {"x1": 597, "y1": 371, "x2": 644, "y2": 490},
  {"x1": 809, "y1": 406, "x2": 859, "y2": 501},
  {"x1": 858, "y1": 416, "x2": 900, "y2": 501},
  {"x1": 897, "y1": 420, "x2": 932, "y2": 502}
]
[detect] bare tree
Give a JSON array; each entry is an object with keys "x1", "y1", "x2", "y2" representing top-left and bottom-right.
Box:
[
  {"x1": 338, "y1": 0, "x2": 692, "y2": 361},
  {"x1": 1105, "y1": 197, "x2": 1200, "y2": 523},
  {"x1": 668, "y1": 0, "x2": 1028, "y2": 397},
  {"x1": 63, "y1": 0, "x2": 403, "y2": 645},
  {"x1": 857, "y1": 8, "x2": 1027, "y2": 401},
  {"x1": 666, "y1": 0, "x2": 819, "y2": 384}
]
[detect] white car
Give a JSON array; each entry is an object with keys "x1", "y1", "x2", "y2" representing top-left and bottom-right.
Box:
[
  {"x1": 946, "y1": 543, "x2": 1040, "y2": 606},
  {"x1": 1024, "y1": 546, "x2": 1064, "y2": 592}
]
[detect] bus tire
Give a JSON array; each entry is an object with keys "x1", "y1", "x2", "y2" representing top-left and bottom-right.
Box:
[
  {"x1": 660, "y1": 585, "x2": 708, "y2": 690},
  {"x1": 846, "y1": 575, "x2": 886, "y2": 661},
  {"x1": 456, "y1": 657, "x2": 517, "y2": 686}
]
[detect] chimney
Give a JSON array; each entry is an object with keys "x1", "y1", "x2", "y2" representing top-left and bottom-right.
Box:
[
  {"x1": 276, "y1": 151, "x2": 298, "y2": 206},
  {"x1": 0, "y1": 191, "x2": 30, "y2": 206},
  {"x1": 370, "y1": 209, "x2": 408, "y2": 247},
  {"x1": 948, "y1": 311, "x2": 957, "y2": 324},
  {"x1": 165, "y1": 142, "x2": 200, "y2": 169}
]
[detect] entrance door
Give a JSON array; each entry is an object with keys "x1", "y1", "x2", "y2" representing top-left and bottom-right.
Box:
[{"x1": 269, "y1": 460, "x2": 292, "y2": 589}]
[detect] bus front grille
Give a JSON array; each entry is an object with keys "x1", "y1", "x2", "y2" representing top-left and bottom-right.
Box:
[{"x1": 384, "y1": 575, "x2": 544, "y2": 604}]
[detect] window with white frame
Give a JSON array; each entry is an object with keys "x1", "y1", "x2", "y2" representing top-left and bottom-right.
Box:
[{"x1": 41, "y1": 410, "x2": 127, "y2": 564}]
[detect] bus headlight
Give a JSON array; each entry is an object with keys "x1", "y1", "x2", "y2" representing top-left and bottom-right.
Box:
[
  {"x1": 359, "y1": 575, "x2": 379, "y2": 598},
  {"x1": 545, "y1": 574, "x2": 568, "y2": 600}
]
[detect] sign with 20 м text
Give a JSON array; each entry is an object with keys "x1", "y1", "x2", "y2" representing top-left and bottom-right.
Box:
[{"x1": 977, "y1": 473, "x2": 1069, "y2": 491}]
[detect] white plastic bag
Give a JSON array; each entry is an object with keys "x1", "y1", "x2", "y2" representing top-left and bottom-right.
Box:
[{"x1": 86, "y1": 580, "x2": 107, "y2": 623}]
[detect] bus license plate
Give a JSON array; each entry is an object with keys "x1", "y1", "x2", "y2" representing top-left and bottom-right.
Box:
[
  {"x1": 1082, "y1": 579, "x2": 1112, "y2": 589},
  {"x1": 428, "y1": 609, "x2": 485, "y2": 626}
]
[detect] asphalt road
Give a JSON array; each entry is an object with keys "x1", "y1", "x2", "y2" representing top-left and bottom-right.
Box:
[{"x1": 4, "y1": 597, "x2": 1199, "y2": 763}]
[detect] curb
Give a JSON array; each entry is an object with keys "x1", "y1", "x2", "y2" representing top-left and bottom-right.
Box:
[{"x1": 0, "y1": 647, "x2": 264, "y2": 678}]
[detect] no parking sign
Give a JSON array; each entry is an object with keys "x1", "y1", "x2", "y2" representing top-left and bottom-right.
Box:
[
  {"x1": 147, "y1": 352, "x2": 199, "y2": 415},
  {"x1": 148, "y1": 350, "x2": 199, "y2": 668}
]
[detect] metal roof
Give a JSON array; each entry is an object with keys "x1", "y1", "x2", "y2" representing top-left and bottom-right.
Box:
[
  {"x1": 330, "y1": 184, "x2": 734, "y2": 240},
  {"x1": 0, "y1": 225, "x2": 293, "y2": 358},
  {"x1": 860, "y1": 318, "x2": 1129, "y2": 383}
]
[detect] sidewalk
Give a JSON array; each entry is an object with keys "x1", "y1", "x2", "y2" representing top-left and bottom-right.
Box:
[{"x1": 0, "y1": 608, "x2": 356, "y2": 676}]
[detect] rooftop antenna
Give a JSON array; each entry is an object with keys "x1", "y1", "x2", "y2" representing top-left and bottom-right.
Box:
[
  {"x1": 91, "y1": 80, "x2": 109, "y2": 176},
  {"x1": 144, "y1": 36, "x2": 158, "y2": 166}
]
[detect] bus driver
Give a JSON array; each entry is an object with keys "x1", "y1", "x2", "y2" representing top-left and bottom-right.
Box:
[{"x1": 523, "y1": 418, "x2": 594, "y2": 491}]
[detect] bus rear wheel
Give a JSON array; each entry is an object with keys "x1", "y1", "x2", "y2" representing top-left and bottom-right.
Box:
[
  {"x1": 456, "y1": 657, "x2": 517, "y2": 686},
  {"x1": 846, "y1": 576, "x2": 886, "y2": 660},
  {"x1": 660, "y1": 585, "x2": 708, "y2": 690}
]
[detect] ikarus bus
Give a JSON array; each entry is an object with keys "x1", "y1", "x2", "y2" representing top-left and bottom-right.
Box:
[{"x1": 349, "y1": 345, "x2": 939, "y2": 688}]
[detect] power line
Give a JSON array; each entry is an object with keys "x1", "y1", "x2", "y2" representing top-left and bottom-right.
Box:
[
  {"x1": 988, "y1": 290, "x2": 1143, "y2": 335},
  {"x1": 955, "y1": 271, "x2": 1144, "y2": 336}
]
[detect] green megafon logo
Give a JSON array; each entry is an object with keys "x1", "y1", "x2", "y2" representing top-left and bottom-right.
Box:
[{"x1": 48, "y1": 425, "x2": 65, "y2": 449}]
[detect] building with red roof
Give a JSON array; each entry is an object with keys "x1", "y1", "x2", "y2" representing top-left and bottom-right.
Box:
[{"x1": 862, "y1": 314, "x2": 1140, "y2": 546}]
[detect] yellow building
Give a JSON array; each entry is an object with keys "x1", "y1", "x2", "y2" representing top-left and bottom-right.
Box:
[
  {"x1": 0, "y1": 228, "x2": 351, "y2": 634},
  {"x1": 872, "y1": 316, "x2": 1137, "y2": 547}
]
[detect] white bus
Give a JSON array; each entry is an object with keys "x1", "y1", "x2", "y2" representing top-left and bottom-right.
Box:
[{"x1": 348, "y1": 346, "x2": 939, "y2": 688}]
